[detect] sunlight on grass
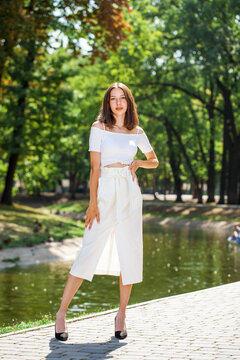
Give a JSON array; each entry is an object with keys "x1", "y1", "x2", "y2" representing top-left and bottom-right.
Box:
[
  {"x1": 0, "y1": 307, "x2": 114, "y2": 335},
  {"x1": 0, "y1": 314, "x2": 56, "y2": 335},
  {"x1": 143, "y1": 211, "x2": 238, "y2": 222},
  {"x1": 0, "y1": 203, "x2": 84, "y2": 248},
  {"x1": 45, "y1": 200, "x2": 89, "y2": 213}
]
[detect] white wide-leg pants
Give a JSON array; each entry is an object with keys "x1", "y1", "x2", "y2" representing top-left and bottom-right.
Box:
[{"x1": 70, "y1": 166, "x2": 143, "y2": 285}]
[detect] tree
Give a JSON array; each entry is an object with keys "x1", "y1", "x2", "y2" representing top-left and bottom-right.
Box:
[
  {"x1": 122, "y1": 0, "x2": 240, "y2": 203},
  {"x1": 0, "y1": 0, "x2": 130, "y2": 204},
  {"x1": 157, "y1": 0, "x2": 240, "y2": 203}
]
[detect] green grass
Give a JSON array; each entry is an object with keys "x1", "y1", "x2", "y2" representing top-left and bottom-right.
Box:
[
  {"x1": 0, "y1": 313, "x2": 56, "y2": 335},
  {"x1": 0, "y1": 307, "x2": 115, "y2": 335},
  {"x1": 0, "y1": 203, "x2": 85, "y2": 249},
  {"x1": 143, "y1": 211, "x2": 239, "y2": 222},
  {"x1": 45, "y1": 200, "x2": 89, "y2": 213},
  {"x1": 142, "y1": 200, "x2": 240, "y2": 222}
]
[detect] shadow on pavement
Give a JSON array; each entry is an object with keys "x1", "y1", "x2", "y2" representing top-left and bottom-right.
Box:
[{"x1": 46, "y1": 336, "x2": 127, "y2": 359}]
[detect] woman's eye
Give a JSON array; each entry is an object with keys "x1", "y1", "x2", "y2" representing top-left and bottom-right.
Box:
[{"x1": 110, "y1": 97, "x2": 126, "y2": 101}]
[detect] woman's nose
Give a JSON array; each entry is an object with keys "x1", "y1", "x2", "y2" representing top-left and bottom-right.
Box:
[{"x1": 116, "y1": 98, "x2": 123, "y2": 105}]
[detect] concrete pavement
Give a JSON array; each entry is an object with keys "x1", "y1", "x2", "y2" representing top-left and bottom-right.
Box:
[{"x1": 0, "y1": 281, "x2": 239, "y2": 359}]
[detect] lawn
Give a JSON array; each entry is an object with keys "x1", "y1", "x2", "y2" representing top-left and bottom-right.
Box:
[
  {"x1": 45, "y1": 199, "x2": 89, "y2": 213},
  {"x1": 0, "y1": 203, "x2": 84, "y2": 249},
  {"x1": 143, "y1": 200, "x2": 240, "y2": 222}
]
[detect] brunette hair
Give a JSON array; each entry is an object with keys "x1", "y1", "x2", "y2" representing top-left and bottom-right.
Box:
[{"x1": 97, "y1": 82, "x2": 139, "y2": 130}]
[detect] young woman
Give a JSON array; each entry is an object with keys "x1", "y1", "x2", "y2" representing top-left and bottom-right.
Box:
[{"x1": 55, "y1": 82, "x2": 159, "y2": 341}]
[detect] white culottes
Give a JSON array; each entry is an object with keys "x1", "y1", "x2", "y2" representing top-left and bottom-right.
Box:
[{"x1": 70, "y1": 165, "x2": 143, "y2": 285}]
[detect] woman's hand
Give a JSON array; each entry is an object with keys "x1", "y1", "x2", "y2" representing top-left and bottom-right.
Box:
[
  {"x1": 85, "y1": 203, "x2": 100, "y2": 230},
  {"x1": 128, "y1": 160, "x2": 140, "y2": 184}
]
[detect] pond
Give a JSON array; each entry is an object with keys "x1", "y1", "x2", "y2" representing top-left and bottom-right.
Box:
[{"x1": 0, "y1": 222, "x2": 239, "y2": 327}]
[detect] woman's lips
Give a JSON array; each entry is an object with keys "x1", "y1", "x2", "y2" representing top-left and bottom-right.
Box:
[{"x1": 116, "y1": 107, "x2": 123, "y2": 110}]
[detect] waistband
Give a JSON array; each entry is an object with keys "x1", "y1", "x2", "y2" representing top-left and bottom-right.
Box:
[{"x1": 100, "y1": 165, "x2": 131, "y2": 178}]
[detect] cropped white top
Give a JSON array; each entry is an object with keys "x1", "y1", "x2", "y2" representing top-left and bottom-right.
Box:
[{"x1": 88, "y1": 123, "x2": 153, "y2": 167}]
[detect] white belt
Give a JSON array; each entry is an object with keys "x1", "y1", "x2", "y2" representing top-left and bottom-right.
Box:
[{"x1": 100, "y1": 166, "x2": 141, "y2": 223}]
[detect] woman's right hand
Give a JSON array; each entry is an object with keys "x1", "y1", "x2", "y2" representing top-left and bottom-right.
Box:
[{"x1": 85, "y1": 203, "x2": 100, "y2": 230}]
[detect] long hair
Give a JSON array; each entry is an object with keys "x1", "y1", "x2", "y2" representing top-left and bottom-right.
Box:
[{"x1": 97, "y1": 82, "x2": 139, "y2": 130}]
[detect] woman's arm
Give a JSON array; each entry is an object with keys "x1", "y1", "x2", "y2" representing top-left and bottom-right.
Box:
[
  {"x1": 129, "y1": 150, "x2": 159, "y2": 181},
  {"x1": 137, "y1": 150, "x2": 159, "y2": 169},
  {"x1": 85, "y1": 152, "x2": 101, "y2": 230}
]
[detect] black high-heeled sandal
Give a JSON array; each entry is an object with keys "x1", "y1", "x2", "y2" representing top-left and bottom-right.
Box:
[
  {"x1": 114, "y1": 315, "x2": 127, "y2": 339},
  {"x1": 55, "y1": 323, "x2": 68, "y2": 341}
]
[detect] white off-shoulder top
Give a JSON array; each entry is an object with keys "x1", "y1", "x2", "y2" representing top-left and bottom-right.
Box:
[{"x1": 88, "y1": 123, "x2": 153, "y2": 167}]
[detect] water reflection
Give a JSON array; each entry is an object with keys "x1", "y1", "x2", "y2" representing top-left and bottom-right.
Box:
[{"x1": 0, "y1": 223, "x2": 239, "y2": 326}]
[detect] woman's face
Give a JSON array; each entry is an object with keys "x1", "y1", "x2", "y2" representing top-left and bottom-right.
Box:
[{"x1": 109, "y1": 88, "x2": 128, "y2": 118}]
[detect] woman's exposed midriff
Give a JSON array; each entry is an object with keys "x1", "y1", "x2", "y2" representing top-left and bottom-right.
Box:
[{"x1": 104, "y1": 162, "x2": 129, "y2": 168}]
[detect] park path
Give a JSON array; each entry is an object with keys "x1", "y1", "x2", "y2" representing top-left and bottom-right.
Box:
[{"x1": 0, "y1": 281, "x2": 239, "y2": 360}]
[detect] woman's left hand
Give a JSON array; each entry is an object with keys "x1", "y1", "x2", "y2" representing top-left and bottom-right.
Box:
[{"x1": 129, "y1": 160, "x2": 140, "y2": 184}]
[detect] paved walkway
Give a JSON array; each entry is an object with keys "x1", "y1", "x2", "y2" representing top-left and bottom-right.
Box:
[{"x1": 0, "y1": 282, "x2": 239, "y2": 360}]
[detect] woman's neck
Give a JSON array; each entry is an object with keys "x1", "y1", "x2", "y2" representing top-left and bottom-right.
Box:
[{"x1": 114, "y1": 114, "x2": 125, "y2": 127}]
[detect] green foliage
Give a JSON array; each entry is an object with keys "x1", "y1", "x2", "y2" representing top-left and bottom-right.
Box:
[{"x1": 0, "y1": 0, "x2": 131, "y2": 204}]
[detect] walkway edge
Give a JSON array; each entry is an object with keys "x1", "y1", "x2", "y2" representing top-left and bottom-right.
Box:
[
  {"x1": 143, "y1": 215, "x2": 234, "y2": 233},
  {"x1": 1, "y1": 281, "x2": 239, "y2": 339}
]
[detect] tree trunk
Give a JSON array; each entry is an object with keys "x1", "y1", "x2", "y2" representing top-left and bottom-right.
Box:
[
  {"x1": 152, "y1": 169, "x2": 158, "y2": 199},
  {"x1": 216, "y1": 79, "x2": 239, "y2": 204},
  {"x1": 206, "y1": 84, "x2": 216, "y2": 203},
  {"x1": 1, "y1": 153, "x2": 19, "y2": 205},
  {"x1": 228, "y1": 139, "x2": 240, "y2": 204},
  {"x1": 238, "y1": 166, "x2": 240, "y2": 205},
  {"x1": 164, "y1": 117, "x2": 202, "y2": 203},
  {"x1": 190, "y1": 82, "x2": 216, "y2": 203},
  {"x1": 191, "y1": 182, "x2": 198, "y2": 199},
  {"x1": 1, "y1": 41, "x2": 35, "y2": 205},
  {"x1": 69, "y1": 172, "x2": 80, "y2": 200},
  {"x1": 207, "y1": 132, "x2": 215, "y2": 202},
  {"x1": 174, "y1": 173, "x2": 182, "y2": 202},
  {"x1": 218, "y1": 115, "x2": 228, "y2": 204},
  {"x1": 164, "y1": 119, "x2": 182, "y2": 202}
]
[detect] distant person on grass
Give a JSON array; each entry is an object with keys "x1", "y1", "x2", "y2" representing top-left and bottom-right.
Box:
[
  {"x1": 54, "y1": 82, "x2": 159, "y2": 341},
  {"x1": 231, "y1": 223, "x2": 240, "y2": 239}
]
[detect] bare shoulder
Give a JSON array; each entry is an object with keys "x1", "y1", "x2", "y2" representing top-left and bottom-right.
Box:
[
  {"x1": 137, "y1": 126, "x2": 144, "y2": 134},
  {"x1": 91, "y1": 121, "x2": 104, "y2": 129}
]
